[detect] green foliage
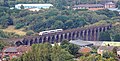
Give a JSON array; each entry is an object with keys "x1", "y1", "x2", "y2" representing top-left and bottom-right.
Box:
[
  {"x1": 102, "y1": 51, "x2": 116, "y2": 59},
  {"x1": 96, "y1": 9, "x2": 119, "y2": 18},
  {"x1": 0, "y1": 42, "x2": 4, "y2": 51},
  {"x1": 26, "y1": 30, "x2": 34, "y2": 36},
  {"x1": 0, "y1": 30, "x2": 9, "y2": 38},
  {"x1": 15, "y1": 23, "x2": 24, "y2": 29},
  {"x1": 99, "y1": 24, "x2": 120, "y2": 41},
  {"x1": 0, "y1": 40, "x2": 10, "y2": 51},
  {"x1": 113, "y1": 34, "x2": 120, "y2": 41},
  {"x1": 99, "y1": 31, "x2": 111, "y2": 41},
  {"x1": 61, "y1": 40, "x2": 79, "y2": 56},
  {"x1": 79, "y1": 52, "x2": 117, "y2": 61},
  {"x1": 51, "y1": 43, "x2": 74, "y2": 61},
  {"x1": 0, "y1": 30, "x2": 20, "y2": 39},
  {"x1": 0, "y1": 6, "x2": 111, "y2": 32},
  {"x1": 12, "y1": 43, "x2": 74, "y2": 61},
  {"x1": 0, "y1": 0, "x2": 119, "y2": 40}
]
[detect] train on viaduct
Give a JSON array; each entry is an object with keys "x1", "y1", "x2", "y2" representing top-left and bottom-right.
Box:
[{"x1": 12, "y1": 24, "x2": 112, "y2": 46}]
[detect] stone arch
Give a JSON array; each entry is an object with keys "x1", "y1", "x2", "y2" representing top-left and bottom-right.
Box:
[
  {"x1": 90, "y1": 29, "x2": 94, "y2": 41},
  {"x1": 83, "y1": 30, "x2": 87, "y2": 40},
  {"x1": 96, "y1": 28, "x2": 99, "y2": 41},
  {"x1": 22, "y1": 38, "x2": 29, "y2": 45},
  {"x1": 30, "y1": 39, "x2": 33, "y2": 46},
  {"x1": 107, "y1": 26, "x2": 110, "y2": 30},
  {"x1": 92, "y1": 29, "x2": 94, "y2": 35},
  {"x1": 103, "y1": 27, "x2": 106, "y2": 31},
  {"x1": 68, "y1": 33, "x2": 71, "y2": 40},
  {"x1": 99, "y1": 27, "x2": 102, "y2": 32},
  {"x1": 39, "y1": 37, "x2": 42, "y2": 43},
  {"x1": 87, "y1": 29, "x2": 91, "y2": 41},
  {"x1": 34, "y1": 38, "x2": 38, "y2": 44},
  {"x1": 96, "y1": 28, "x2": 98, "y2": 33},
  {"x1": 72, "y1": 32, "x2": 75, "y2": 40},
  {"x1": 15, "y1": 41, "x2": 23, "y2": 46},
  {"x1": 76, "y1": 31, "x2": 79, "y2": 39},
  {"x1": 56, "y1": 34, "x2": 59, "y2": 42},
  {"x1": 60, "y1": 34, "x2": 63, "y2": 42},
  {"x1": 47, "y1": 36, "x2": 51, "y2": 43},
  {"x1": 79, "y1": 31, "x2": 83, "y2": 39},
  {"x1": 80, "y1": 31, "x2": 83, "y2": 37},
  {"x1": 65, "y1": 33, "x2": 67, "y2": 39},
  {"x1": 51, "y1": 35, "x2": 55, "y2": 44},
  {"x1": 43, "y1": 37, "x2": 46, "y2": 43}
]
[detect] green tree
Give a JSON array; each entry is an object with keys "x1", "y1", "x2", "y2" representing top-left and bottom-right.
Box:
[
  {"x1": 113, "y1": 34, "x2": 120, "y2": 41},
  {"x1": 96, "y1": 9, "x2": 118, "y2": 18},
  {"x1": 0, "y1": 40, "x2": 10, "y2": 51},
  {"x1": 99, "y1": 31, "x2": 111, "y2": 41},
  {"x1": 51, "y1": 43, "x2": 74, "y2": 61},
  {"x1": 61, "y1": 40, "x2": 79, "y2": 56},
  {"x1": 12, "y1": 43, "x2": 74, "y2": 61},
  {"x1": 102, "y1": 51, "x2": 116, "y2": 59},
  {"x1": 26, "y1": 30, "x2": 34, "y2": 36}
]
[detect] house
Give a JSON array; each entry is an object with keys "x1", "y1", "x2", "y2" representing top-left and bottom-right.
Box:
[
  {"x1": 15, "y1": 4, "x2": 53, "y2": 9},
  {"x1": 73, "y1": 4, "x2": 104, "y2": 11},
  {"x1": 73, "y1": 2, "x2": 116, "y2": 11},
  {"x1": 2, "y1": 47, "x2": 18, "y2": 61},
  {"x1": 105, "y1": 2, "x2": 116, "y2": 8},
  {"x1": 97, "y1": 46, "x2": 115, "y2": 55},
  {"x1": 1, "y1": 45, "x2": 31, "y2": 61},
  {"x1": 78, "y1": 47, "x2": 92, "y2": 53}
]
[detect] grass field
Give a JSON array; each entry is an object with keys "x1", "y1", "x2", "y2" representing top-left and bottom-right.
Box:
[
  {"x1": 0, "y1": 26, "x2": 26, "y2": 36},
  {"x1": 102, "y1": 41, "x2": 120, "y2": 46}
]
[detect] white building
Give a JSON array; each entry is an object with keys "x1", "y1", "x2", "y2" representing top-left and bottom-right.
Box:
[{"x1": 15, "y1": 4, "x2": 53, "y2": 9}]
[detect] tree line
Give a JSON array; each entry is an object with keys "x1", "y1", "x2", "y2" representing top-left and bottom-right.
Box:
[
  {"x1": 11, "y1": 42, "x2": 76, "y2": 61},
  {"x1": 11, "y1": 41, "x2": 118, "y2": 61}
]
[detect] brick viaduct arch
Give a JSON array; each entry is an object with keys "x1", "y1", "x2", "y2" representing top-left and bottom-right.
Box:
[{"x1": 14, "y1": 24, "x2": 112, "y2": 46}]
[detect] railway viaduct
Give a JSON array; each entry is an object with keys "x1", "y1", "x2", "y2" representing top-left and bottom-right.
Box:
[{"x1": 13, "y1": 24, "x2": 112, "y2": 46}]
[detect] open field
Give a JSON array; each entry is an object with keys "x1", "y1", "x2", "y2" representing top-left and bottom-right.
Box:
[{"x1": 0, "y1": 26, "x2": 26, "y2": 36}]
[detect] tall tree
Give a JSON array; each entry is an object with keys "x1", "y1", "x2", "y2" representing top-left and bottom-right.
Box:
[{"x1": 12, "y1": 43, "x2": 74, "y2": 61}]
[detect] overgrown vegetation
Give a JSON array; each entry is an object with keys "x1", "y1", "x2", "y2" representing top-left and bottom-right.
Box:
[
  {"x1": 0, "y1": 30, "x2": 20, "y2": 39},
  {"x1": 11, "y1": 42, "x2": 118, "y2": 61},
  {"x1": 11, "y1": 43, "x2": 74, "y2": 61},
  {"x1": 99, "y1": 24, "x2": 120, "y2": 41},
  {"x1": 0, "y1": 40, "x2": 10, "y2": 51}
]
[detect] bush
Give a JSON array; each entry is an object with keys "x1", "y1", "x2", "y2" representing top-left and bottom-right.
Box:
[
  {"x1": 26, "y1": 30, "x2": 34, "y2": 36},
  {"x1": 15, "y1": 23, "x2": 24, "y2": 29}
]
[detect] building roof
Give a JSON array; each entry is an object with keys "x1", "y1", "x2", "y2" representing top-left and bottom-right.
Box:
[
  {"x1": 78, "y1": 47, "x2": 92, "y2": 53},
  {"x1": 98, "y1": 46, "x2": 115, "y2": 51},
  {"x1": 69, "y1": 40, "x2": 93, "y2": 47},
  {"x1": 15, "y1": 4, "x2": 53, "y2": 7},
  {"x1": 2, "y1": 45, "x2": 31, "y2": 53},
  {"x1": 3, "y1": 47, "x2": 17, "y2": 53},
  {"x1": 105, "y1": 2, "x2": 115, "y2": 5},
  {"x1": 17, "y1": 45, "x2": 31, "y2": 52},
  {"x1": 73, "y1": 4, "x2": 104, "y2": 8}
]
